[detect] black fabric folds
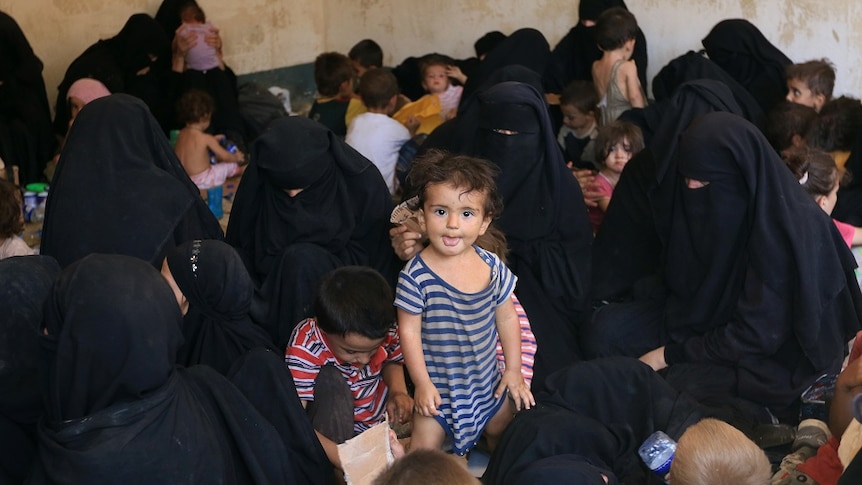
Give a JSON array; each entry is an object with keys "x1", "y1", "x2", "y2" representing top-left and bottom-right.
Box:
[
  {"x1": 225, "y1": 116, "x2": 396, "y2": 346},
  {"x1": 40, "y1": 94, "x2": 222, "y2": 269},
  {"x1": 31, "y1": 253, "x2": 303, "y2": 484},
  {"x1": 701, "y1": 19, "x2": 792, "y2": 115},
  {"x1": 166, "y1": 239, "x2": 275, "y2": 375},
  {"x1": 0, "y1": 256, "x2": 60, "y2": 484},
  {"x1": 462, "y1": 28, "x2": 551, "y2": 100},
  {"x1": 0, "y1": 11, "x2": 57, "y2": 184}
]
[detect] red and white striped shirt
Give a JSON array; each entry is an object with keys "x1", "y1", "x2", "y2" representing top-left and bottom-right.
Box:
[{"x1": 285, "y1": 318, "x2": 403, "y2": 433}]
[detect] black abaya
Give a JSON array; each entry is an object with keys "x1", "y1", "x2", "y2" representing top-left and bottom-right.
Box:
[{"x1": 40, "y1": 94, "x2": 222, "y2": 269}]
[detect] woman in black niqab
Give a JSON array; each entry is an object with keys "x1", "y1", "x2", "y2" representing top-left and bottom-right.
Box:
[
  {"x1": 586, "y1": 112, "x2": 862, "y2": 420},
  {"x1": 461, "y1": 28, "x2": 551, "y2": 101},
  {"x1": 226, "y1": 116, "x2": 396, "y2": 347},
  {"x1": 0, "y1": 11, "x2": 57, "y2": 185},
  {"x1": 165, "y1": 239, "x2": 276, "y2": 375},
  {"x1": 31, "y1": 253, "x2": 321, "y2": 484},
  {"x1": 40, "y1": 94, "x2": 222, "y2": 269},
  {"x1": 0, "y1": 255, "x2": 60, "y2": 484}
]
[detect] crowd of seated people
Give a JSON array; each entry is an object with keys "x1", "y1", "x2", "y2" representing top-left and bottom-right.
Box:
[{"x1": 4, "y1": 0, "x2": 862, "y2": 483}]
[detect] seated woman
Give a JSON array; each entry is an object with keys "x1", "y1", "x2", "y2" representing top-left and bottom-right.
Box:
[
  {"x1": 53, "y1": 13, "x2": 174, "y2": 134},
  {"x1": 40, "y1": 94, "x2": 222, "y2": 268},
  {"x1": 31, "y1": 253, "x2": 327, "y2": 484},
  {"x1": 162, "y1": 239, "x2": 275, "y2": 374},
  {"x1": 582, "y1": 112, "x2": 862, "y2": 424},
  {"x1": 0, "y1": 255, "x2": 60, "y2": 484},
  {"x1": 225, "y1": 116, "x2": 397, "y2": 348}
]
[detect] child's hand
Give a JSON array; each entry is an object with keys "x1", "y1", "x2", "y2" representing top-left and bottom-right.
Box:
[
  {"x1": 445, "y1": 65, "x2": 467, "y2": 85},
  {"x1": 386, "y1": 390, "x2": 414, "y2": 424},
  {"x1": 388, "y1": 429, "x2": 405, "y2": 459},
  {"x1": 405, "y1": 116, "x2": 420, "y2": 134},
  {"x1": 495, "y1": 369, "x2": 535, "y2": 412},
  {"x1": 413, "y1": 383, "x2": 441, "y2": 417}
]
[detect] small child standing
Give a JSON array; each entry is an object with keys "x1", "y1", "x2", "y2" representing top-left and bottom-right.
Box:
[
  {"x1": 587, "y1": 120, "x2": 644, "y2": 232},
  {"x1": 393, "y1": 55, "x2": 463, "y2": 135},
  {"x1": 308, "y1": 52, "x2": 367, "y2": 137},
  {"x1": 178, "y1": 3, "x2": 222, "y2": 72},
  {"x1": 346, "y1": 69, "x2": 417, "y2": 195},
  {"x1": 394, "y1": 151, "x2": 534, "y2": 456},
  {"x1": 786, "y1": 59, "x2": 835, "y2": 113},
  {"x1": 557, "y1": 80, "x2": 600, "y2": 169},
  {"x1": 286, "y1": 266, "x2": 413, "y2": 471},
  {"x1": 784, "y1": 146, "x2": 862, "y2": 247},
  {"x1": 0, "y1": 180, "x2": 33, "y2": 259},
  {"x1": 591, "y1": 7, "x2": 646, "y2": 126},
  {"x1": 174, "y1": 89, "x2": 245, "y2": 191}
]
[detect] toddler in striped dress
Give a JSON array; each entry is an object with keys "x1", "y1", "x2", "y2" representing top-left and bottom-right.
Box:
[{"x1": 395, "y1": 151, "x2": 534, "y2": 456}]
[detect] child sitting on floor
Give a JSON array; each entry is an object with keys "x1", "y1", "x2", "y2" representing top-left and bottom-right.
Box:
[
  {"x1": 174, "y1": 89, "x2": 245, "y2": 190},
  {"x1": 783, "y1": 146, "x2": 862, "y2": 247},
  {"x1": 587, "y1": 120, "x2": 644, "y2": 232},
  {"x1": 308, "y1": 52, "x2": 367, "y2": 137},
  {"x1": 0, "y1": 180, "x2": 33, "y2": 259},
  {"x1": 558, "y1": 80, "x2": 600, "y2": 170},
  {"x1": 786, "y1": 59, "x2": 835, "y2": 113},
  {"x1": 285, "y1": 266, "x2": 413, "y2": 473},
  {"x1": 393, "y1": 55, "x2": 463, "y2": 135},
  {"x1": 395, "y1": 151, "x2": 534, "y2": 456},
  {"x1": 592, "y1": 7, "x2": 646, "y2": 126},
  {"x1": 346, "y1": 69, "x2": 417, "y2": 195}
]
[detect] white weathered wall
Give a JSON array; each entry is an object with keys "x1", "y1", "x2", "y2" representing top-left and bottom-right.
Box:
[{"x1": 1, "y1": 0, "x2": 859, "y2": 109}]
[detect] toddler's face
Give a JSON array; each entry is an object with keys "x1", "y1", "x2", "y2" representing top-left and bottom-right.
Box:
[
  {"x1": 604, "y1": 137, "x2": 634, "y2": 174},
  {"x1": 561, "y1": 104, "x2": 594, "y2": 132},
  {"x1": 422, "y1": 65, "x2": 450, "y2": 95},
  {"x1": 786, "y1": 78, "x2": 825, "y2": 112}
]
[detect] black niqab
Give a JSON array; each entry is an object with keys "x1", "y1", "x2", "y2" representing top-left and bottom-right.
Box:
[{"x1": 462, "y1": 28, "x2": 551, "y2": 100}]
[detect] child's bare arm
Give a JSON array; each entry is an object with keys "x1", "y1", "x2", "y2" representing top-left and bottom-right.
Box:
[
  {"x1": 382, "y1": 363, "x2": 413, "y2": 424},
  {"x1": 852, "y1": 226, "x2": 862, "y2": 246},
  {"x1": 597, "y1": 196, "x2": 612, "y2": 212},
  {"x1": 623, "y1": 61, "x2": 646, "y2": 108},
  {"x1": 397, "y1": 308, "x2": 440, "y2": 416},
  {"x1": 494, "y1": 298, "x2": 535, "y2": 411}
]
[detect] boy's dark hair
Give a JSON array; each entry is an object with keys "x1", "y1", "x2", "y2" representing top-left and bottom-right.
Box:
[
  {"x1": 595, "y1": 7, "x2": 639, "y2": 51},
  {"x1": 176, "y1": 89, "x2": 214, "y2": 126},
  {"x1": 594, "y1": 120, "x2": 644, "y2": 163},
  {"x1": 560, "y1": 80, "x2": 599, "y2": 115},
  {"x1": 359, "y1": 68, "x2": 399, "y2": 110},
  {"x1": 408, "y1": 150, "x2": 503, "y2": 219},
  {"x1": 0, "y1": 180, "x2": 23, "y2": 239},
  {"x1": 805, "y1": 96, "x2": 862, "y2": 152},
  {"x1": 314, "y1": 266, "x2": 395, "y2": 339},
  {"x1": 419, "y1": 54, "x2": 454, "y2": 78},
  {"x1": 474, "y1": 31, "x2": 507, "y2": 58},
  {"x1": 782, "y1": 146, "x2": 841, "y2": 198},
  {"x1": 787, "y1": 59, "x2": 836, "y2": 100},
  {"x1": 179, "y1": 3, "x2": 205, "y2": 23},
  {"x1": 764, "y1": 101, "x2": 818, "y2": 153},
  {"x1": 314, "y1": 52, "x2": 354, "y2": 97},
  {"x1": 348, "y1": 39, "x2": 383, "y2": 69}
]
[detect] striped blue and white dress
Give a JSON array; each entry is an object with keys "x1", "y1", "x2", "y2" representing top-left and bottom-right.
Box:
[{"x1": 395, "y1": 245, "x2": 517, "y2": 454}]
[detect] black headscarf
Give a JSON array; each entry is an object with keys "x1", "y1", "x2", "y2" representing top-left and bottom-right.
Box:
[
  {"x1": 665, "y1": 112, "x2": 860, "y2": 374},
  {"x1": 833, "y1": 125, "x2": 862, "y2": 225},
  {"x1": 41, "y1": 94, "x2": 222, "y2": 269},
  {"x1": 166, "y1": 239, "x2": 276, "y2": 375},
  {"x1": 0, "y1": 256, "x2": 60, "y2": 484},
  {"x1": 33, "y1": 253, "x2": 303, "y2": 484},
  {"x1": 226, "y1": 116, "x2": 396, "y2": 345},
  {"x1": 52, "y1": 14, "x2": 172, "y2": 134},
  {"x1": 592, "y1": 80, "x2": 744, "y2": 301},
  {"x1": 0, "y1": 11, "x2": 57, "y2": 184},
  {"x1": 466, "y1": 81, "x2": 593, "y2": 382},
  {"x1": 462, "y1": 28, "x2": 551, "y2": 100},
  {"x1": 701, "y1": 19, "x2": 791, "y2": 115},
  {"x1": 544, "y1": 0, "x2": 648, "y2": 94}
]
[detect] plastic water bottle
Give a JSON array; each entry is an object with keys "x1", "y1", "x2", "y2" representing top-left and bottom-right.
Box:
[
  {"x1": 639, "y1": 430, "x2": 677, "y2": 484},
  {"x1": 207, "y1": 185, "x2": 223, "y2": 219}
]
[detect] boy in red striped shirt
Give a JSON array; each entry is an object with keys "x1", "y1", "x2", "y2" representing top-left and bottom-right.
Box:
[{"x1": 285, "y1": 266, "x2": 412, "y2": 471}]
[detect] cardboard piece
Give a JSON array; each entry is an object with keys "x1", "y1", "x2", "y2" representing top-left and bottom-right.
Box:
[
  {"x1": 337, "y1": 420, "x2": 394, "y2": 485},
  {"x1": 390, "y1": 196, "x2": 423, "y2": 234}
]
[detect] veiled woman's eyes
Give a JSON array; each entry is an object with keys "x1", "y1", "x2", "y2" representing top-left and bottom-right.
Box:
[
  {"x1": 492, "y1": 128, "x2": 519, "y2": 135},
  {"x1": 684, "y1": 178, "x2": 710, "y2": 189}
]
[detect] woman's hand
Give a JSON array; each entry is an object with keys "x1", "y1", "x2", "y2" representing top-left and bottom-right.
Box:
[
  {"x1": 639, "y1": 346, "x2": 667, "y2": 371},
  {"x1": 204, "y1": 27, "x2": 225, "y2": 69},
  {"x1": 172, "y1": 25, "x2": 196, "y2": 72},
  {"x1": 386, "y1": 390, "x2": 414, "y2": 424}
]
